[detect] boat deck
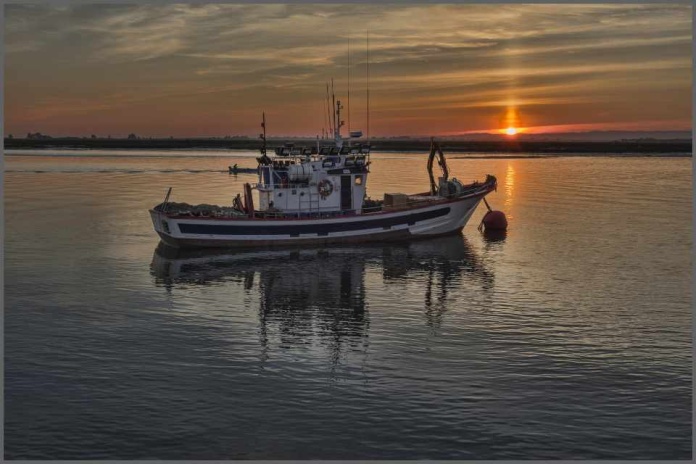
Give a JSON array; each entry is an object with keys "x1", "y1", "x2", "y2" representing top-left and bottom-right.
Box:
[{"x1": 152, "y1": 177, "x2": 495, "y2": 222}]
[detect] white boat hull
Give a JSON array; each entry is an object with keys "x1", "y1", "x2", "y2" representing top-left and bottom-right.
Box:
[{"x1": 150, "y1": 189, "x2": 491, "y2": 249}]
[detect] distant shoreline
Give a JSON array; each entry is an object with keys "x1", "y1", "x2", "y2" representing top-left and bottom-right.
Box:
[{"x1": 3, "y1": 137, "x2": 692, "y2": 155}]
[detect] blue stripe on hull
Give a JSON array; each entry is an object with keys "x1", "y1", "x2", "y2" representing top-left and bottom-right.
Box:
[
  {"x1": 157, "y1": 228, "x2": 419, "y2": 249},
  {"x1": 177, "y1": 207, "x2": 451, "y2": 236}
]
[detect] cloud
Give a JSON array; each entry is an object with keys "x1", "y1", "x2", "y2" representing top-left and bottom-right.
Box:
[{"x1": 4, "y1": 3, "x2": 692, "y2": 136}]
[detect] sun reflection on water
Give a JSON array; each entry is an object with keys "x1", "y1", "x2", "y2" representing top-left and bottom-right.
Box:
[{"x1": 504, "y1": 162, "x2": 515, "y2": 209}]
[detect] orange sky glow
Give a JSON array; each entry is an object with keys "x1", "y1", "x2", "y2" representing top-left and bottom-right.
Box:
[{"x1": 4, "y1": 4, "x2": 692, "y2": 138}]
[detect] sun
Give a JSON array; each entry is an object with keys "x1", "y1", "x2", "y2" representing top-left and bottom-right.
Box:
[{"x1": 505, "y1": 127, "x2": 518, "y2": 136}]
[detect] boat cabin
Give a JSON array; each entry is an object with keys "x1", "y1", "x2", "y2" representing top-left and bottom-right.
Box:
[
  {"x1": 253, "y1": 99, "x2": 371, "y2": 217},
  {"x1": 255, "y1": 142, "x2": 371, "y2": 215}
]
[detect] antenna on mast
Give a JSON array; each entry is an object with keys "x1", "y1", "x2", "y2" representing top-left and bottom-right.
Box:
[
  {"x1": 366, "y1": 30, "x2": 370, "y2": 142},
  {"x1": 347, "y1": 36, "x2": 351, "y2": 136},
  {"x1": 323, "y1": 87, "x2": 328, "y2": 139},
  {"x1": 326, "y1": 82, "x2": 332, "y2": 137},
  {"x1": 331, "y1": 78, "x2": 336, "y2": 136}
]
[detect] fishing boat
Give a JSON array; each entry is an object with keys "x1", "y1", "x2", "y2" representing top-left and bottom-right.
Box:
[{"x1": 150, "y1": 100, "x2": 497, "y2": 249}]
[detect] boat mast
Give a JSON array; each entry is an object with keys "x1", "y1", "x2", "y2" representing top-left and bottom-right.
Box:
[
  {"x1": 331, "y1": 78, "x2": 336, "y2": 135},
  {"x1": 323, "y1": 88, "x2": 328, "y2": 139},
  {"x1": 260, "y1": 112, "x2": 266, "y2": 156},
  {"x1": 331, "y1": 74, "x2": 344, "y2": 147},
  {"x1": 335, "y1": 100, "x2": 344, "y2": 136},
  {"x1": 326, "y1": 83, "x2": 332, "y2": 138}
]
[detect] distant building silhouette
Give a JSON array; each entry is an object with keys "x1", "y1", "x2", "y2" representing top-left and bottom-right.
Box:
[{"x1": 26, "y1": 132, "x2": 52, "y2": 139}]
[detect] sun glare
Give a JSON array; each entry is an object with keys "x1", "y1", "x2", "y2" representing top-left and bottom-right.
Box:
[{"x1": 505, "y1": 127, "x2": 517, "y2": 136}]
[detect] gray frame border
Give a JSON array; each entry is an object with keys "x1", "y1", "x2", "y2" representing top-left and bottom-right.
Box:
[{"x1": 1, "y1": 0, "x2": 693, "y2": 462}]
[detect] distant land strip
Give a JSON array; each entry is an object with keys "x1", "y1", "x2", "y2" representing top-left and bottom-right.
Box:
[{"x1": 3, "y1": 137, "x2": 692, "y2": 154}]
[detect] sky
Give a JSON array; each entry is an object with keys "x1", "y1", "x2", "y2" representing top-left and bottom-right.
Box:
[{"x1": 4, "y1": 3, "x2": 692, "y2": 138}]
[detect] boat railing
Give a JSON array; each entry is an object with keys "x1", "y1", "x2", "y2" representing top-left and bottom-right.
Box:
[
  {"x1": 250, "y1": 198, "x2": 431, "y2": 219},
  {"x1": 250, "y1": 180, "x2": 494, "y2": 217},
  {"x1": 253, "y1": 209, "x2": 361, "y2": 219},
  {"x1": 253, "y1": 181, "x2": 313, "y2": 190}
]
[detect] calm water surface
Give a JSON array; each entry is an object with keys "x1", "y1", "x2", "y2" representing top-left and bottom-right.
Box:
[{"x1": 4, "y1": 151, "x2": 692, "y2": 459}]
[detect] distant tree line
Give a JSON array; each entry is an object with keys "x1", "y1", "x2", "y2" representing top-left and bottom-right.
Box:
[{"x1": 26, "y1": 132, "x2": 53, "y2": 139}]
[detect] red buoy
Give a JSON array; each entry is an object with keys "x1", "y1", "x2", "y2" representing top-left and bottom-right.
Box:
[{"x1": 482, "y1": 210, "x2": 508, "y2": 231}]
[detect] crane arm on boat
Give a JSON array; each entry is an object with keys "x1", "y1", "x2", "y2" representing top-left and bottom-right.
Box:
[{"x1": 427, "y1": 138, "x2": 450, "y2": 196}]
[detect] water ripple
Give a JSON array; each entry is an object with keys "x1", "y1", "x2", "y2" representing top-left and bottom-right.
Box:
[{"x1": 4, "y1": 154, "x2": 691, "y2": 459}]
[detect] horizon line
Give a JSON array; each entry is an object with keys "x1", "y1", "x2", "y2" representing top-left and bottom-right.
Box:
[{"x1": 7, "y1": 129, "x2": 693, "y2": 140}]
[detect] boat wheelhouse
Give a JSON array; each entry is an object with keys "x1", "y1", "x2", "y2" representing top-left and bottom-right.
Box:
[
  {"x1": 255, "y1": 147, "x2": 371, "y2": 216},
  {"x1": 150, "y1": 100, "x2": 497, "y2": 249}
]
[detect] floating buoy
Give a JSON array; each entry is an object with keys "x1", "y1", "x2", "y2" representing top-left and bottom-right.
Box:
[
  {"x1": 478, "y1": 197, "x2": 508, "y2": 232},
  {"x1": 482, "y1": 210, "x2": 508, "y2": 230}
]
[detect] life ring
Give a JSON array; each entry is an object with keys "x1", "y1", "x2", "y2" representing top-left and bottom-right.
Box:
[{"x1": 317, "y1": 179, "x2": 334, "y2": 197}]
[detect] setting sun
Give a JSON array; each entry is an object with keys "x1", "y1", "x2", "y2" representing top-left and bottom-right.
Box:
[{"x1": 505, "y1": 127, "x2": 518, "y2": 136}]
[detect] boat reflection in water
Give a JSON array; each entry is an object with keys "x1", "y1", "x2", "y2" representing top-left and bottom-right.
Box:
[{"x1": 151, "y1": 235, "x2": 494, "y2": 365}]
